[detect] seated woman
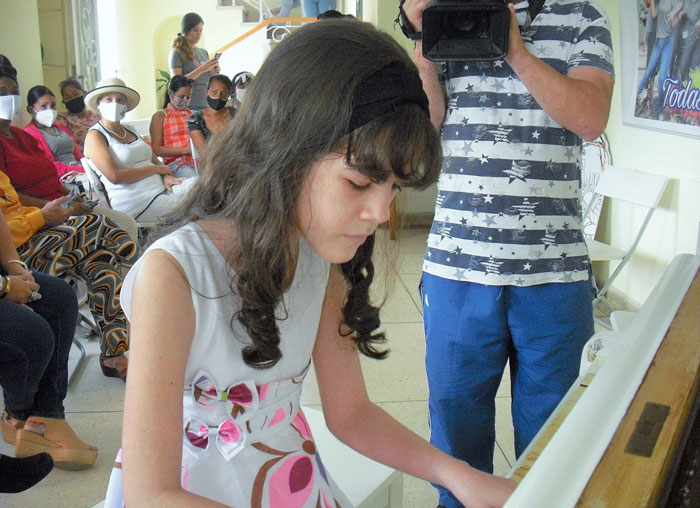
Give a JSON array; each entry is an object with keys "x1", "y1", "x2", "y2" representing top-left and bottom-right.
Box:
[
  {"x1": 55, "y1": 78, "x2": 100, "y2": 153},
  {"x1": 187, "y1": 73, "x2": 234, "y2": 158},
  {"x1": 1, "y1": 60, "x2": 137, "y2": 380},
  {"x1": 0, "y1": 214, "x2": 98, "y2": 470},
  {"x1": 0, "y1": 168, "x2": 136, "y2": 380},
  {"x1": 149, "y1": 75, "x2": 196, "y2": 178},
  {"x1": 0, "y1": 74, "x2": 137, "y2": 242},
  {"x1": 23, "y1": 85, "x2": 85, "y2": 182},
  {"x1": 83, "y1": 77, "x2": 196, "y2": 223}
]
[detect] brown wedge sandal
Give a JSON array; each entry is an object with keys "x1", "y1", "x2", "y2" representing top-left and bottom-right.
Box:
[
  {"x1": 0, "y1": 411, "x2": 23, "y2": 446},
  {"x1": 14, "y1": 417, "x2": 98, "y2": 471}
]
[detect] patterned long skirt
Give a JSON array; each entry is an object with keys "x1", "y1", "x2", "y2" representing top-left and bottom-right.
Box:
[{"x1": 17, "y1": 213, "x2": 138, "y2": 356}]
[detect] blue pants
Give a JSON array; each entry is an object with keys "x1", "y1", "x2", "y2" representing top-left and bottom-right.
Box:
[
  {"x1": 0, "y1": 272, "x2": 78, "y2": 420},
  {"x1": 638, "y1": 34, "x2": 677, "y2": 114},
  {"x1": 278, "y1": 0, "x2": 301, "y2": 17},
  {"x1": 302, "y1": 0, "x2": 337, "y2": 17},
  {"x1": 421, "y1": 274, "x2": 594, "y2": 508}
]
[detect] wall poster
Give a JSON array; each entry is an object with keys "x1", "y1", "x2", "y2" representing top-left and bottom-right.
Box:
[{"x1": 621, "y1": 0, "x2": 700, "y2": 138}]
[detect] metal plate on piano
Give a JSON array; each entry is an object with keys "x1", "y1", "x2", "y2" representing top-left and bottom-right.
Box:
[{"x1": 624, "y1": 402, "x2": 670, "y2": 457}]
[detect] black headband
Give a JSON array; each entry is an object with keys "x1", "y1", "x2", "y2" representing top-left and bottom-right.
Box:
[{"x1": 348, "y1": 60, "x2": 430, "y2": 132}]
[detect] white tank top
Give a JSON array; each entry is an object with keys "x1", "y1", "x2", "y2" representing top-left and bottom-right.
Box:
[
  {"x1": 90, "y1": 122, "x2": 165, "y2": 217},
  {"x1": 117, "y1": 223, "x2": 350, "y2": 507},
  {"x1": 121, "y1": 222, "x2": 331, "y2": 386}
]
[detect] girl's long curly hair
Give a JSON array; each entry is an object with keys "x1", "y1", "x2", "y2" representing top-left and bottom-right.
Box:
[{"x1": 158, "y1": 19, "x2": 442, "y2": 369}]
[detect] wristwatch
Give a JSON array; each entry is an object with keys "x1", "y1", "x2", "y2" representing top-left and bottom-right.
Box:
[{"x1": 396, "y1": 0, "x2": 422, "y2": 40}]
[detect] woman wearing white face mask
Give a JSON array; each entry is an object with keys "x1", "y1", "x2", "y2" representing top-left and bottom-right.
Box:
[
  {"x1": 149, "y1": 75, "x2": 196, "y2": 178},
  {"x1": 23, "y1": 85, "x2": 85, "y2": 180},
  {"x1": 0, "y1": 77, "x2": 89, "y2": 216},
  {"x1": 83, "y1": 77, "x2": 197, "y2": 223},
  {"x1": 231, "y1": 71, "x2": 254, "y2": 113}
]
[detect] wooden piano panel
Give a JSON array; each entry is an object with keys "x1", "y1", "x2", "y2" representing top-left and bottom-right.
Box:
[
  {"x1": 511, "y1": 374, "x2": 594, "y2": 484},
  {"x1": 506, "y1": 264, "x2": 700, "y2": 508},
  {"x1": 576, "y1": 271, "x2": 700, "y2": 507}
]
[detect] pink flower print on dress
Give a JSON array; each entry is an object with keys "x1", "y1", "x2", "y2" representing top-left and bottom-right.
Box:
[
  {"x1": 251, "y1": 418, "x2": 339, "y2": 508},
  {"x1": 267, "y1": 408, "x2": 287, "y2": 428},
  {"x1": 254, "y1": 450, "x2": 339, "y2": 508},
  {"x1": 291, "y1": 411, "x2": 313, "y2": 439},
  {"x1": 269, "y1": 454, "x2": 315, "y2": 507}
]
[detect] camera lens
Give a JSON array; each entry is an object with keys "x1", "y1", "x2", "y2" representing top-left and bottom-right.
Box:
[{"x1": 444, "y1": 14, "x2": 488, "y2": 39}]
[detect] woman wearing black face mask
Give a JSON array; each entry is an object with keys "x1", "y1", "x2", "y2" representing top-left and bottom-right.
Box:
[
  {"x1": 187, "y1": 73, "x2": 233, "y2": 158},
  {"x1": 56, "y1": 78, "x2": 99, "y2": 153}
]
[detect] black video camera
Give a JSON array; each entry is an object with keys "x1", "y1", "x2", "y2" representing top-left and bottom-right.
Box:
[{"x1": 399, "y1": 0, "x2": 511, "y2": 62}]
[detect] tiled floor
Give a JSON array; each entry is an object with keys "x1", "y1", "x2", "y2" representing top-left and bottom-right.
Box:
[{"x1": 0, "y1": 226, "x2": 516, "y2": 508}]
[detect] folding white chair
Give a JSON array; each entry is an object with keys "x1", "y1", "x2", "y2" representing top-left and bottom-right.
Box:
[
  {"x1": 583, "y1": 164, "x2": 668, "y2": 323},
  {"x1": 190, "y1": 137, "x2": 199, "y2": 174},
  {"x1": 66, "y1": 275, "x2": 95, "y2": 386},
  {"x1": 80, "y1": 157, "x2": 157, "y2": 232}
]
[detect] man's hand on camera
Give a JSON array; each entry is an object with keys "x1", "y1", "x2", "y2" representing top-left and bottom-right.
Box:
[{"x1": 402, "y1": 0, "x2": 430, "y2": 33}]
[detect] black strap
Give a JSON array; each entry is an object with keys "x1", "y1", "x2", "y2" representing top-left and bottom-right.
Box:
[
  {"x1": 529, "y1": 0, "x2": 546, "y2": 20},
  {"x1": 348, "y1": 61, "x2": 430, "y2": 132}
]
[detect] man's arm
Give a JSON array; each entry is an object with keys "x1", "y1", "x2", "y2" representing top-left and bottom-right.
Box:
[
  {"x1": 504, "y1": 4, "x2": 614, "y2": 141},
  {"x1": 403, "y1": 0, "x2": 448, "y2": 128},
  {"x1": 413, "y1": 42, "x2": 447, "y2": 128}
]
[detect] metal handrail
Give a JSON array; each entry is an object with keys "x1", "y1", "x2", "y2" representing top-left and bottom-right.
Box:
[{"x1": 211, "y1": 17, "x2": 316, "y2": 58}]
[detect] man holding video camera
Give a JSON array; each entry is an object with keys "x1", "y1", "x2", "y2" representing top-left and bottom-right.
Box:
[{"x1": 400, "y1": 1, "x2": 614, "y2": 506}]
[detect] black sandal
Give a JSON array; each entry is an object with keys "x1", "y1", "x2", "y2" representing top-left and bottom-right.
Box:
[{"x1": 100, "y1": 354, "x2": 127, "y2": 381}]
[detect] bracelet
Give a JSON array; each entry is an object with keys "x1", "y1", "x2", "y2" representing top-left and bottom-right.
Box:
[
  {"x1": 0, "y1": 275, "x2": 10, "y2": 299},
  {"x1": 6, "y1": 259, "x2": 28, "y2": 271}
]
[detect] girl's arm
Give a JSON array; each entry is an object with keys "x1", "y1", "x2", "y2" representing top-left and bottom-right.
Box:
[
  {"x1": 84, "y1": 130, "x2": 172, "y2": 184},
  {"x1": 121, "y1": 249, "x2": 229, "y2": 507},
  {"x1": 150, "y1": 110, "x2": 190, "y2": 158},
  {"x1": 313, "y1": 265, "x2": 515, "y2": 508}
]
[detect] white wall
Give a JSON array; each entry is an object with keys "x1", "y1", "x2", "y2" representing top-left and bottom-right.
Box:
[
  {"x1": 105, "y1": 1, "x2": 249, "y2": 119},
  {"x1": 0, "y1": 0, "x2": 44, "y2": 127}
]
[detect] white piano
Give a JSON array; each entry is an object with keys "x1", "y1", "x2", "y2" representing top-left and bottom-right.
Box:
[{"x1": 505, "y1": 253, "x2": 700, "y2": 508}]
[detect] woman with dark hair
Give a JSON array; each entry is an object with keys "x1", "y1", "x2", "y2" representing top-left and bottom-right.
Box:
[
  {"x1": 187, "y1": 73, "x2": 233, "y2": 158},
  {"x1": 22, "y1": 84, "x2": 140, "y2": 242},
  {"x1": 23, "y1": 85, "x2": 84, "y2": 179},
  {"x1": 55, "y1": 78, "x2": 99, "y2": 152},
  {"x1": 149, "y1": 75, "x2": 196, "y2": 178},
  {"x1": 114, "y1": 19, "x2": 515, "y2": 508},
  {"x1": 0, "y1": 65, "x2": 138, "y2": 381},
  {"x1": 169, "y1": 12, "x2": 220, "y2": 111}
]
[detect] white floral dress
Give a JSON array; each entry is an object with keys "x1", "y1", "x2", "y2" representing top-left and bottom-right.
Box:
[{"x1": 105, "y1": 222, "x2": 347, "y2": 508}]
